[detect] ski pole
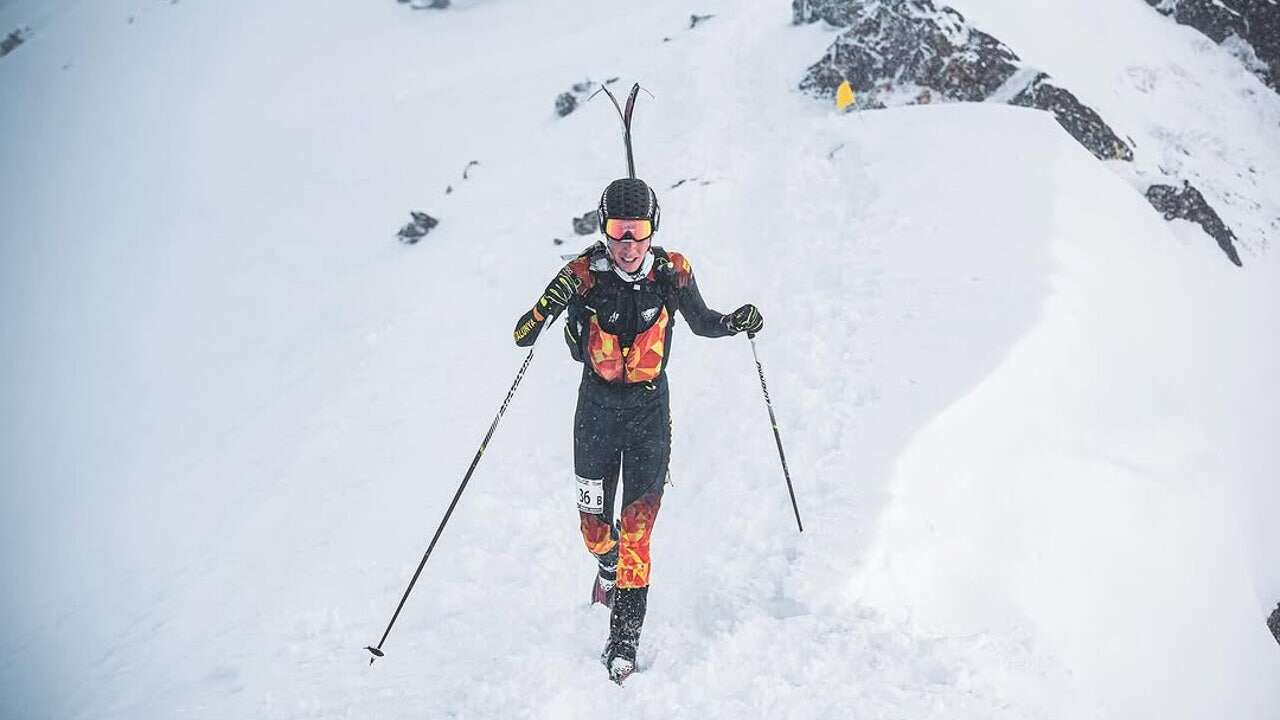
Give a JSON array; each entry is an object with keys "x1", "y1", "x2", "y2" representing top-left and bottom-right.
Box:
[
  {"x1": 748, "y1": 334, "x2": 803, "y2": 533},
  {"x1": 365, "y1": 344, "x2": 538, "y2": 664}
]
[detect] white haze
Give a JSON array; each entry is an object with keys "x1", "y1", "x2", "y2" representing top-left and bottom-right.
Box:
[{"x1": 1, "y1": 0, "x2": 1277, "y2": 718}]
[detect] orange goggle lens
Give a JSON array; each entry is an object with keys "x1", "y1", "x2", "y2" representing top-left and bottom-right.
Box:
[{"x1": 603, "y1": 218, "x2": 654, "y2": 242}]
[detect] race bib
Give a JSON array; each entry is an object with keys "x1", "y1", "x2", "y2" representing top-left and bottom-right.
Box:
[{"x1": 576, "y1": 475, "x2": 604, "y2": 514}]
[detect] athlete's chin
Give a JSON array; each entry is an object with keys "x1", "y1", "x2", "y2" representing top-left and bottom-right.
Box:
[{"x1": 617, "y1": 260, "x2": 643, "y2": 272}]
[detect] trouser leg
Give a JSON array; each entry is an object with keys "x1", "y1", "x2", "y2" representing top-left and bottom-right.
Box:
[
  {"x1": 608, "y1": 385, "x2": 670, "y2": 659},
  {"x1": 609, "y1": 490, "x2": 663, "y2": 661},
  {"x1": 575, "y1": 392, "x2": 621, "y2": 562}
]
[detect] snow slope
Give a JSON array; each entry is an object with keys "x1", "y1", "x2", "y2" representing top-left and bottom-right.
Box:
[
  {"x1": 1, "y1": 0, "x2": 1276, "y2": 718},
  {"x1": 946, "y1": 0, "x2": 1280, "y2": 258}
]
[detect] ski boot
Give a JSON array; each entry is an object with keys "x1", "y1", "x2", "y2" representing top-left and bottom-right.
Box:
[
  {"x1": 600, "y1": 586, "x2": 647, "y2": 684},
  {"x1": 600, "y1": 639, "x2": 636, "y2": 685}
]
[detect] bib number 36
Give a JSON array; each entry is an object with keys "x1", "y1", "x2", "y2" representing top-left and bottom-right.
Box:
[{"x1": 576, "y1": 475, "x2": 604, "y2": 514}]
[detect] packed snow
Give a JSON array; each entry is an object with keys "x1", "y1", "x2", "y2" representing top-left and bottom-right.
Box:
[{"x1": 1, "y1": 0, "x2": 1277, "y2": 718}]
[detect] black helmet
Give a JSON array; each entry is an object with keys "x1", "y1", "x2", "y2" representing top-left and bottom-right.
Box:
[{"x1": 597, "y1": 178, "x2": 661, "y2": 233}]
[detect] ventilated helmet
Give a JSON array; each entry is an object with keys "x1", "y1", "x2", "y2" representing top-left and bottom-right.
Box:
[{"x1": 597, "y1": 178, "x2": 661, "y2": 233}]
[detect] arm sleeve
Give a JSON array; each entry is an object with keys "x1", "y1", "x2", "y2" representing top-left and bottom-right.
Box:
[
  {"x1": 679, "y1": 272, "x2": 734, "y2": 338},
  {"x1": 513, "y1": 305, "x2": 547, "y2": 347},
  {"x1": 513, "y1": 268, "x2": 561, "y2": 347},
  {"x1": 513, "y1": 260, "x2": 591, "y2": 346}
]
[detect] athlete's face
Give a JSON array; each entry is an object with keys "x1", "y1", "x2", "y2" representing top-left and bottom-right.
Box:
[{"x1": 607, "y1": 236, "x2": 652, "y2": 273}]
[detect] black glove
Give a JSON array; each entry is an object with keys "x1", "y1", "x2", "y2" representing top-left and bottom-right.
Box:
[
  {"x1": 726, "y1": 304, "x2": 763, "y2": 336},
  {"x1": 537, "y1": 267, "x2": 582, "y2": 319}
]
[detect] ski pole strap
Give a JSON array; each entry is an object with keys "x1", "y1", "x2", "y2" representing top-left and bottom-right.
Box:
[{"x1": 749, "y1": 336, "x2": 803, "y2": 533}]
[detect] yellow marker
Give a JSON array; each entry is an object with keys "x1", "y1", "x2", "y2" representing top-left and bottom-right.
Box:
[{"x1": 836, "y1": 80, "x2": 855, "y2": 111}]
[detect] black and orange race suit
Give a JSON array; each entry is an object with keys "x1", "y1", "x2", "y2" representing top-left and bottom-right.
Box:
[{"x1": 513, "y1": 243, "x2": 733, "y2": 654}]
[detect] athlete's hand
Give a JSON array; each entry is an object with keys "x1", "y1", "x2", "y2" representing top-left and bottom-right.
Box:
[
  {"x1": 726, "y1": 304, "x2": 764, "y2": 336},
  {"x1": 537, "y1": 267, "x2": 582, "y2": 319}
]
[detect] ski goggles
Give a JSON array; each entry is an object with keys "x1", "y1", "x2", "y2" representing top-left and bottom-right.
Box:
[{"x1": 603, "y1": 217, "x2": 654, "y2": 242}]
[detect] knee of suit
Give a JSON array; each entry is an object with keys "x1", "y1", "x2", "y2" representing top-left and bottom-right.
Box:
[
  {"x1": 616, "y1": 492, "x2": 663, "y2": 589},
  {"x1": 579, "y1": 511, "x2": 617, "y2": 555}
]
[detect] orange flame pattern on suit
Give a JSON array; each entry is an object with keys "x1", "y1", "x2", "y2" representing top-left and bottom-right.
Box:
[
  {"x1": 616, "y1": 492, "x2": 662, "y2": 589},
  {"x1": 586, "y1": 307, "x2": 670, "y2": 383},
  {"x1": 579, "y1": 512, "x2": 616, "y2": 556},
  {"x1": 666, "y1": 251, "x2": 693, "y2": 289}
]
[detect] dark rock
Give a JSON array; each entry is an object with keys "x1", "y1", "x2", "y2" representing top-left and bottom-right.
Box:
[
  {"x1": 1146, "y1": 0, "x2": 1279, "y2": 91},
  {"x1": 573, "y1": 210, "x2": 597, "y2": 236},
  {"x1": 797, "y1": 2, "x2": 1130, "y2": 161},
  {"x1": 690, "y1": 13, "x2": 715, "y2": 29},
  {"x1": 668, "y1": 177, "x2": 715, "y2": 189},
  {"x1": 1011, "y1": 74, "x2": 1134, "y2": 161},
  {"x1": 398, "y1": 224, "x2": 426, "y2": 242},
  {"x1": 398, "y1": 211, "x2": 439, "y2": 244},
  {"x1": 553, "y1": 238, "x2": 566, "y2": 246},
  {"x1": 555, "y1": 92, "x2": 577, "y2": 117},
  {"x1": 1268, "y1": 603, "x2": 1280, "y2": 646},
  {"x1": 555, "y1": 81, "x2": 605, "y2": 119},
  {"x1": 791, "y1": 2, "x2": 1280, "y2": 250},
  {"x1": 797, "y1": 1, "x2": 1022, "y2": 105},
  {"x1": 462, "y1": 160, "x2": 479, "y2": 179},
  {"x1": 1146, "y1": 182, "x2": 1242, "y2": 265},
  {"x1": 2, "y1": 28, "x2": 27, "y2": 58}
]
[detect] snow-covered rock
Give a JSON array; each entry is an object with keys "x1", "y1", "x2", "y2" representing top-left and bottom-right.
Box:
[
  {"x1": 796, "y1": 0, "x2": 1132, "y2": 162},
  {"x1": 1146, "y1": 181, "x2": 1242, "y2": 265},
  {"x1": 795, "y1": 0, "x2": 1135, "y2": 160},
  {"x1": 1, "y1": 27, "x2": 27, "y2": 57},
  {"x1": 397, "y1": 211, "x2": 438, "y2": 243},
  {"x1": 573, "y1": 209, "x2": 597, "y2": 235},
  {"x1": 794, "y1": 0, "x2": 1262, "y2": 265},
  {"x1": 1144, "y1": 0, "x2": 1280, "y2": 92}
]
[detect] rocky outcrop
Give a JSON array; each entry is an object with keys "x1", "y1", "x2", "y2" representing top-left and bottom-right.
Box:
[
  {"x1": 555, "y1": 93, "x2": 578, "y2": 118},
  {"x1": 796, "y1": 0, "x2": 1132, "y2": 162},
  {"x1": 397, "y1": 211, "x2": 438, "y2": 244},
  {"x1": 554, "y1": 78, "x2": 620, "y2": 118},
  {"x1": 1145, "y1": 0, "x2": 1280, "y2": 92},
  {"x1": 1146, "y1": 182, "x2": 1242, "y2": 265},
  {"x1": 1011, "y1": 74, "x2": 1133, "y2": 161},
  {"x1": 798, "y1": 1, "x2": 1020, "y2": 103},
  {"x1": 573, "y1": 210, "x2": 597, "y2": 236},
  {"x1": 2, "y1": 27, "x2": 27, "y2": 58},
  {"x1": 795, "y1": 0, "x2": 1248, "y2": 266}
]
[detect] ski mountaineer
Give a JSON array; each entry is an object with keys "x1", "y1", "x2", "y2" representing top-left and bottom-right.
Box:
[{"x1": 512, "y1": 177, "x2": 764, "y2": 684}]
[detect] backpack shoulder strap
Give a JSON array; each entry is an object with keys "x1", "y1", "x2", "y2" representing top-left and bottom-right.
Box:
[{"x1": 651, "y1": 246, "x2": 692, "y2": 290}]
